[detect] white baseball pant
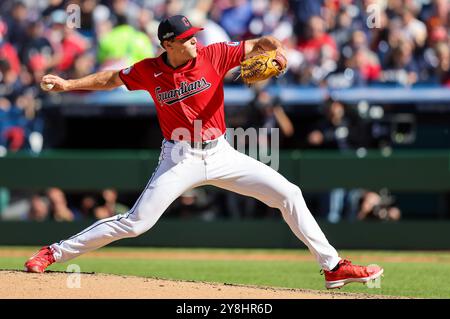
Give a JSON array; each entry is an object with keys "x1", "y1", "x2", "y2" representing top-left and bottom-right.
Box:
[{"x1": 51, "y1": 135, "x2": 340, "y2": 270}]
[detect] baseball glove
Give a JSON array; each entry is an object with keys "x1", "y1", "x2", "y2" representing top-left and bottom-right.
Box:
[{"x1": 240, "y1": 50, "x2": 287, "y2": 85}]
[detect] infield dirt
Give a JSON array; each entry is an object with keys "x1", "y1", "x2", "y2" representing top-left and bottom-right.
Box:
[
  {"x1": 0, "y1": 248, "x2": 409, "y2": 299},
  {"x1": 0, "y1": 270, "x2": 399, "y2": 299}
]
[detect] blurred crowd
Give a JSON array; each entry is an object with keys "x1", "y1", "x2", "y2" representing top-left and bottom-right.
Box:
[
  {"x1": 2, "y1": 0, "x2": 449, "y2": 222},
  {"x1": 0, "y1": 185, "x2": 401, "y2": 222},
  {"x1": 0, "y1": 0, "x2": 449, "y2": 153},
  {"x1": 0, "y1": 187, "x2": 130, "y2": 221},
  {"x1": 0, "y1": 88, "x2": 404, "y2": 223}
]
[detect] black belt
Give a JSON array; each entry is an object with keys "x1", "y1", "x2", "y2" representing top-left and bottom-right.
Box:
[{"x1": 168, "y1": 139, "x2": 219, "y2": 150}]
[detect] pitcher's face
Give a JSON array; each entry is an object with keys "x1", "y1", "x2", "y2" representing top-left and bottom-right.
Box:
[{"x1": 169, "y1": 35, "x2": 198, "y2": 59}]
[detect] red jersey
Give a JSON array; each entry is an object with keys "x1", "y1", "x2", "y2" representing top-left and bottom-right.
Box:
[{"x1": 119, "y1": 41, "x2": 245, "y2": 142}]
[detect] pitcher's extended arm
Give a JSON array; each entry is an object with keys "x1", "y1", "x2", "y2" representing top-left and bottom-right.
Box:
[{"x1": 40, "y1": 70, "x2": 124, "y2": 92}]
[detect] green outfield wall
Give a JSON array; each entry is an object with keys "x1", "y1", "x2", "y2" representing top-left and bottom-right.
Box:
[
  {"x1": 1, "y1": 150, "x2": 449, "y2": 191},
  {"x1": 0, "y1": 220, "x2": 448, "y2": 250}
]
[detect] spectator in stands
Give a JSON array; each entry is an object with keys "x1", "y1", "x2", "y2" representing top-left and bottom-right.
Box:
[
  {"x1": 338, "y1": 30, "x2": 381, "y2": 87},
  {"x1": 368, "y1": 5, "x2": 391, "y2": 62},
  {"x1": 19, "y1": 20, "x2": 55, "y2": 74},
  {"x1": 97, "y1": 15, "x2": 154, "y2": 70},
  {"x1": 357, "y1": 189, "x2": 402, "y2": 222},
  {"x1": 67, "y1": 50, "x2": 96, "y2": 80},
  {"x1": 46, "y1": 187, "x2": 76, "y2": 221},
  {"x1": 382, "y1": 38, "x2": 420, "y2": 86},
  {"x1": 136, "y1": 7, "x2": 162, "y2": 52},
  {"x1": 41, "y1": 0, "x2": 67, "y2": 20},
  {"x1": 28, "y1": 194, "x2": 50, "y2": 222},
  {"x1": 0, "y1": 0, "x2": 448, "y2": 92},
  {"x1": 289, "y1": 0, "x2": 322, "y2": 39},
  {"x1": 307, "y1": 98, "x2": 356, "y2": 150},
  {"x1": 170, "y1": 188, "x2": 219, "y2": 221},
  {"x1": 348, "y1": 0, "x2": 384, "y2": 43},
  {"x1": 4, "y1": 1, "x2": 28, "y2": 50},
  {"x1": 0, "y1": 19, "x2": 21, "y2": 77},
  {"x1": 22, "y1": 188, "x2": 76, "y2": 222},
  {"x1": 246, "y1": 0, "x2": 293, "y2": 41},
  {"x1": 78, "y1": 0, "x2": 98, "y2": 39},
  {"x1": 397, "y1": 5, "x2": 428, "y2": 49},
  {"x1": 27, "y1": 54, "x2": 50, "y2": 94},
  {"x1": 0, "y1": 97, "x2": 14, "y2": 150},
  {"x1": 434, "y1": 42, "x2": 450, "y2": 87},
  {"x1": 47, "y1": 10, "x2": 90, "y2": 73},
  {"x1": 163, "y1": 0, "x2": 185, "y2": 18},
  {"x1": 330, "y1": 7, "x2": 355, "y2": 49},
  {"x1": 2, "y1": 126, "x2": 25, "y2": 152},
  {"x1": 0, "y1": 96, "x2": 28, "y2": 153},
  {"x1": 307, "y1": 98, "x2": 363, "y2": 223},
  {"x1": 92, "y1": 3, "x2": 114, "y2": 41},
  {"x1": 0, "y1": 188, "x2": 9, "y2": 218},
  {"x1": 225, "y1": 192, "x2": 257, "y2": 219},
  {"x1": 94, "y1": 188, "x2": 129, "y2": 220},
  {"x1": 420, "y1": 0, "x2": 449, "y2": 30},
  {"x1": 225, "y1": 88, "x2": 295, "y2": 219},
  {"x1": 79, "y1": 194, "x2": 97, "y2": 219},
  {"x1": 15, "y1": 90, "x2": 45, "y2": 153},
  {"x1": 0, "y1": 0, "x2": 449, "y2": 225},
  {"x1": 0, "y1": 59, "x2": 23, "y2": 104},
  {"x1": 297, "y1": 16, "x2": 338, "y2": 85},
  {"x1": 385, "y1": 0, "x2": 403, "y2": 18},
  {"x1": 219, "y1": 0, "x2": 253, "y2": 40},
  {"x1": 187, "y1": 8, "x2": 230, "y2": 46},
  {"x1": 248, "y1": 89, "x2": 294, "y2": 147},
  {"x1": 109, "y1": 0, "x2": 142, "y2": 28}
]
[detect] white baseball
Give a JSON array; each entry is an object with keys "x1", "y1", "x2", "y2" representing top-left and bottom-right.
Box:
[{"x1": 40, "y1": 82, "x2": 55, "y2": 91}]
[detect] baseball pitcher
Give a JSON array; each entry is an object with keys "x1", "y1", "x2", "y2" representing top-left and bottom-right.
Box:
[{"x1": 25, "y1": 15, "x2": 383, "y2": 289}]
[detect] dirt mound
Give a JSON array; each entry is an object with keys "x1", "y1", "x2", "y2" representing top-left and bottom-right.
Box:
[
  {"x1": 0, "y1": 270, "x2": 397, "y2": 299},
  {"x1": 4, "y1": 248, "x2": 448, "y2": 264}
]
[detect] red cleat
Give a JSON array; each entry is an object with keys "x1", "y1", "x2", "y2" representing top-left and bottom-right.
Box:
[
  {"x1": 24, "y1": 246, "x2": 55, "y2": 273},
  {"x1": 323, "y1": 259, "x2": 383, "y2": 289}
]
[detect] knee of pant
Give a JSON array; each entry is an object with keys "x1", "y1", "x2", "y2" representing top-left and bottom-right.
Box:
[
  {"x1": 284, "y1": 185, "x2": 302, "y2": 205},
  {"x1": 127, "y1": 221, "x2": 150, "y2": 238}
]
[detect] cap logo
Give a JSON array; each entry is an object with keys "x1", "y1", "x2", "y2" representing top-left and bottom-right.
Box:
[
  {"x1": 162, "y1": 32, "x2": 175, "y2": 39},
  {"x1": 122, "y1": 66, "x2": 132, "y2": 74},
  {"x1": 182, "y1": 17, "x2": 190, "y2": 27}
]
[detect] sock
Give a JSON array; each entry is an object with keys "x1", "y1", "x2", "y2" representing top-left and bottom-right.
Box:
[{"x1": 331, "y1": 263, "x2": 340, "y2": 272}]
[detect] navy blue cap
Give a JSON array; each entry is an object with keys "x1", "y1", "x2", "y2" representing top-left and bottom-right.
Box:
[{"x1": 157, "y1": 15, "x2": 203, "y2": 42}]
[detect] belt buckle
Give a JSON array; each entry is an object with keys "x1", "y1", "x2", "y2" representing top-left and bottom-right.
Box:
[
  {"x1": 192, "y1": 140, "x2": 216, "y2": 150},
  {"x1": 202, "y1": 141, "x2": 212, "y2": 150}
]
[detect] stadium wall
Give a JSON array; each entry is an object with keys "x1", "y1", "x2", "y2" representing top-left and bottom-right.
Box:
[
  {"x1": 0, "y1": 220, "x2": 449, "y2": 250},
  {"x1": 1, "y1": 150, "x2": 449, "y2": 191}
]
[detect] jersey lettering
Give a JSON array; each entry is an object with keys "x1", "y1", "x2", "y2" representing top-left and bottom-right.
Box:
[{"x1": 155, "y1": 77, "x2": 212, "y2": 106}]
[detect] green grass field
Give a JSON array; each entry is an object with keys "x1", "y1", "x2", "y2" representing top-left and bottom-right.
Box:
[{"x1": 1, "y1": 247, "x2": 449, "y2": 298}]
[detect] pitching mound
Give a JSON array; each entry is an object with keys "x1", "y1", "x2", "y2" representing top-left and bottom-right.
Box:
[{"x1": 0, "y1": 270, "x2": 396, "y2": 299}]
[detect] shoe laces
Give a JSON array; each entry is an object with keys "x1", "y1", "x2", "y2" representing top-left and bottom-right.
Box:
[
  {"x1": 340, "y1": 259, "x2": 370, "y2": 276},
  {"x1": 320, "y1": 259, "x2": 354, "y2": 275},
  {"x1": 340, "y1": 259, "x2": 352, "y2": 266},
  {"x1": 341, "y1": 259, "x2": 366, "y2": 269},
  {"x1": 39, "y1": 247, "x2": 54, "y2": 262},
  {"x1": 319, "y1": 259, "x2": 364, "y2": 275}
]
